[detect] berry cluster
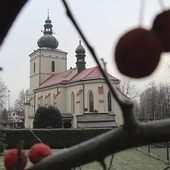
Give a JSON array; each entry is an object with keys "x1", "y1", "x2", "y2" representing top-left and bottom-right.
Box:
[
  {"x1": 4, "y1": 143, "x2": 51, "y2": 170},
  {"x1": 115, "y1": 10, "x2": 170, "y2": 78}
]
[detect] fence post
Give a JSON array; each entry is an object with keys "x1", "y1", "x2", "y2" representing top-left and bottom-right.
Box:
[
  {"x1": 167, "y1": 141, "x2": 169, "y2": 163},
  {"x1": 148, "y1": 145, "x2": 150, "y2": 156}
]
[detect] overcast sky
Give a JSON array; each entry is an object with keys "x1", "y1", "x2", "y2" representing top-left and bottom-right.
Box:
[{"x1": 0, "y1": 0, "x2": 170, "y2": 107}]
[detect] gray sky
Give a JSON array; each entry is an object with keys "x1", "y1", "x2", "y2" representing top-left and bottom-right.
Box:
[{"x1": 0, "y1": 0, "x2": 170, "y2": 107}]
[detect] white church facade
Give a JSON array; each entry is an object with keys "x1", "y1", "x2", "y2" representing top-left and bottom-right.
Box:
[{"x1": 25, "y1": 15, "x2": 125, "y2": 129}]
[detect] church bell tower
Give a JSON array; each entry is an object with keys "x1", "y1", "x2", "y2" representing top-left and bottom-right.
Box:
[{"x1": 29, "y1": 13, "x2": 67, "y2": 94}]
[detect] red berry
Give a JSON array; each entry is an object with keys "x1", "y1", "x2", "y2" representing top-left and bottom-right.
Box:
[
  {"x1": 4, "y1": 149, "x2": 27, "y2": 170},
  {"x1": 115, "y1": 28, "x2": 161, "y2": 78},
  {"x1": 28, "y1": 143, "x2": 52, "y2": 164},
  {"x1": 152, "y1": 10, "x2": 170, "y2": 52}
]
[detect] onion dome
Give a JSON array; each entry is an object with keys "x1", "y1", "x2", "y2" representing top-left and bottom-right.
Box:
[
  {"x1": 75, "y1": 40, "x2": 85, "y2": 54},
  {"x1": 37, "y1": 16, "x2": 58, "y2": 49}
]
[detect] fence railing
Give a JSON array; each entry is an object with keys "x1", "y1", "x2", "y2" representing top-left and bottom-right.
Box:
[{"x1": 137, "y1": 142, "x2": 170, "y2": 164}]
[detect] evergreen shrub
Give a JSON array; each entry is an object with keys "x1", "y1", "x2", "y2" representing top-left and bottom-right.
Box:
[{"x1": 4, "y1": 128, "x2": 112, "y2": 149}]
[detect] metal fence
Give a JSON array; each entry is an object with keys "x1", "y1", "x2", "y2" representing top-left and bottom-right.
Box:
[{"x1": 137, "y1": 142, "x2": 170, "y2": 164}]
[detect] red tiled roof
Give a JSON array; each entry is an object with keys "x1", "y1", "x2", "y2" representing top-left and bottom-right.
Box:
[
  {"x1": 38, "y1": 69, "x2": 76, "y2": 89},
  {"x1": 70, "y1": 66, "x2": 115, "y2": 83},
  {"x1": 36, "y1": 66, "x2": 117, "y2": 89}
]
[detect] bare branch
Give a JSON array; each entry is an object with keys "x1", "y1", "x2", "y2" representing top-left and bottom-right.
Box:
[
  {"x1": 27, "y1": 119, "x2": 170, "y2": 170},
  {"x1": 61, "y1": 0, "x2": 128, "y2": 109}
]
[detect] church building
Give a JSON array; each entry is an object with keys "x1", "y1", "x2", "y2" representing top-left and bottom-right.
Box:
[{"x1": 25, "y1": 15, "x2": 125, "y2": 128}]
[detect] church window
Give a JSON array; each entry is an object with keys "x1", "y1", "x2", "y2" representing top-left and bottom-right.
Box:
[
  {"x1": 71, "y1": 92, "x2": 75, "y2": 113},
  {"x1": 89, "y1": 91, "x2": 94, "y2": 112},
  {"x1": 51, "y1": 61, "x2": 55, "y2": 72},
  {"x1": 33, "y1": 62, "x2": 35, "y2": 73},
  {"x1": 108, "y1": 91, "x2": 112, "y2": 111}
]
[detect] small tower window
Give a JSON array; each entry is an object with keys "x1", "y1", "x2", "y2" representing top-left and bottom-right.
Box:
[
  {"x1": 108, "y1": 91, "x2": 112, "y2": 111},
  {"x1": 33, "y1": 62, "x2": 35, "y2": 73},
  {"x1": 51, "y1": 61, "x2": 55, "y2": 72}
]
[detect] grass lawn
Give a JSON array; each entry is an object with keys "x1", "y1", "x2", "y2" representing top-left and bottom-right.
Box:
[{"x1": 0, "y1": 149, "x2": 169, "y2": 169}]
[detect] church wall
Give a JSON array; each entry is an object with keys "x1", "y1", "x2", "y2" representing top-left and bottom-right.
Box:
[
  {"x1": 34, "y1": 86, "x2": 66, "y2": 113},
  {"x1": 65, "y1": 84, "x2": 83, "y2": 128},
  {"x1": 112, "y1": 97, "x2": 124, "y2": 126},
  {"x1": 24, "y1": 102, "x2": 34, "y2": 128},
  {"x1": 55, "y1": 87, "x2": 66, "y2": 113},
  {"x1": 29, "y1": 75, "x2": 41, "y2": 95},
  {"x1": 83, "y1": 82, "x2": 104, "y2": 112}
]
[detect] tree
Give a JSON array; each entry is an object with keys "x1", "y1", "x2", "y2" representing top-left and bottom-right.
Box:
[
  {"x1": 33, "y1": 106, "x2": 62, "y2": 128},
  {"x1": 138, "y1": 81, "x2": 160, "y2": 120},
  {"x1": 157, "y1": 82, "x2": 170, "y2": 118},
  {"x1": 119, "y1": 76, "x2": 139, "y2": 99},
  {"x1": 138, "y1": 81, "x2": 170, "y2": 121},
  {"x1": 1, "y1": 108, "x2": 8, "y2": 120},
  {"x1": 3, "y1": 1, "x2": 170, "y2": 170},
  {"x1": 0, "y1": 78, "x2": 7, "y2": 110},
  {"x1": 14, "y1": 89, "x2": 29, "y2": 117}
]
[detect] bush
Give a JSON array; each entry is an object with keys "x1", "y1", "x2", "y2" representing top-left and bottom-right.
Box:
[
  {"x1": 33, "y1": 106, "x2": 62, "y2": 128},
  {"x1": 4, "y1": 128, "x2": 112, "y2": 149},
  {"x1": 0, "y1": 128, "x2": 7, "y2": 153}
]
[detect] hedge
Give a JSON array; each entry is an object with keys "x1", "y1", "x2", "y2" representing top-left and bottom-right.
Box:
[{"x1": 4, "y1": 128, "x2": 112, "y2": 149}]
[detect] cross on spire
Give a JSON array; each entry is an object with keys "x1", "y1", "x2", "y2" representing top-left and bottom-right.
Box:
[{"x1": 47, "y1": 8, "x2": 50, "y2": 18}]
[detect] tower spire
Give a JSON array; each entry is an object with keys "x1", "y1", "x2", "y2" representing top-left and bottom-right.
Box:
[
  {"x1": 75, "y1": 40, "x2": 86, "y2": 73},
  {"x1": 37, "y1": 12, "x2": 59, "y2": 49}
]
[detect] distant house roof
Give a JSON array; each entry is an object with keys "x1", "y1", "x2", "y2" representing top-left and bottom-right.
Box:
[{"x1": 35, "y1": 66, "x2": 119, "y2": 90}]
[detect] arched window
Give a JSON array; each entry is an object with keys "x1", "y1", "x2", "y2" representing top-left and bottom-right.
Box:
[
  {"x1": 71, "y1": 92, "x2": 75, "y2": 113},
  {"x1": 108, "y1": 91, "x2": 112, "y2": 111},
  {"x1": 33, "y1": 62, "x2": 35, "y2": 73},
  {"x1": 89, "y1": 91, "x2": 94, "y2": 112},
  {"x1": 51, "y1": 61, "x2": 55, "y2": 72}
]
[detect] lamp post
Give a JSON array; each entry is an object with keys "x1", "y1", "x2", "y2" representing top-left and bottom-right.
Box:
[
  {"x1": 8, "y1": 90, "x2": 10, "y2": 113},
  {"x1": 160, "y1": 103, "x2": 162, "y2": 120}
]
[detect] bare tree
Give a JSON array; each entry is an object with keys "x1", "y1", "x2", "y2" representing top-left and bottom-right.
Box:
[
  {"x1": 14, "y1": 89, "x2": 29, "y2": 116},
  {"x1": 157, "y1": 82, "x2": 170, "y2": 118},
  {"x1": 139, "y1": 81, "x2": 170, "y2": 121},
  {"x1": 119, "y1": 76, "x2": 139, "y2": 99},
  {"x1": 139, "y1": 81, "x2": 160, "y2": 121},
  {"x1": 0, "y1": 78, "x2": 7, "y2": 110},
  {"x1": 2, "y1": 108, "x2": 8, "y2": 120}
]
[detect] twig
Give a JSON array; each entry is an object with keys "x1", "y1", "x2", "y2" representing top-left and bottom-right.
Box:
[
  {"x1": 61, "y1": 0, "x2": 128, "y2": 109},
  {"x1": 16, "y1": 140, "x2": 24, "y2": 170},
  {"x1": 29, "y1": 129, "x2": 43, "y2": 143},
  {"x1": 108, "y1": 154, "x2": 114, "y2": 170}
]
